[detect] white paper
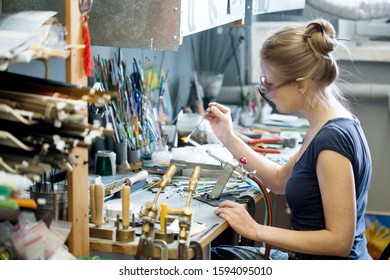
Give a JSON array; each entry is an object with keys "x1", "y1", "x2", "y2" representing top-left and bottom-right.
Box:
[
  {"x1": 167, "y1": 218, "x2": 207, "y2": 237},
  {"x1": 0, "y1": 11, "x2": 57, "y2": 32},
  {"x1": 0, "y1": 30, "x2": 35, "y2": 52},
  {"x1": 0, "y1": 11, "x2": 57, "y2": 52}
]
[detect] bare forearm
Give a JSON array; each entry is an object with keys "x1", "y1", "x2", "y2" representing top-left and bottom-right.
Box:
[{"x1": 253, "y1": 224, "x2": 351, "y2": 257}]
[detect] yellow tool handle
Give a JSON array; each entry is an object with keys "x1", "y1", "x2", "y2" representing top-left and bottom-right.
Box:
[
  {"x1": 94, "y1": 183, "x2": 104, "y2": 227},
  {"x1": 90, "y1": 183, "x2": 96, "y2": 225},
  {"x1": 160, "y1": 203, "x2": 168, "y2": 233},
  {"x1": 10, "y1": 198, "x2": 37, "y2": 209},
  {"x1": 122, "y1": 185, "x2": 130, "y2": 229}
]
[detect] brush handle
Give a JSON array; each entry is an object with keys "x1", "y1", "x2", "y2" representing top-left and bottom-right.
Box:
[
  {"x1": 122, "y1": 185, "x2": 130, "y2": 229},
  {"x1": 160, "y1": 203, "x2": 168, "y2": 233},
  {"x1": 90, "y1": 183, "x2": 96, "y2": 224},
  {"x1": 94, "y1": 183, "x2": 105, "y2": 227}
]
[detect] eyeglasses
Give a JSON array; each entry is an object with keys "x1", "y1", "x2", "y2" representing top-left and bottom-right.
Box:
[{"x1": 258, "y1": 74, "x2": 297, "y2": 102}]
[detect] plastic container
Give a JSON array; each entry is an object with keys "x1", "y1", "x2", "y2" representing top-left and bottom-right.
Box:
[
  {"x1": 280, "y1": 131, "x2": 301, "y2": 148},
  {"x1": 197, "y1": 72, "x2": 224, "y2": 98}
]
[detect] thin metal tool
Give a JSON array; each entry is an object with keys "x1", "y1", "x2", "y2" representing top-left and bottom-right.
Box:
[
  {"x1": 185, "y1": 115, "x2": 206, "y2": 142},
  {"x1": 185, "y1": 102, "x2": 219, "y2": 142}
]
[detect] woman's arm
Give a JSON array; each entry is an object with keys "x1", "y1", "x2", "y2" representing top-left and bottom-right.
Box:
[{"x1": 205, "y1": 102, "x2": 297, "y2": 194}]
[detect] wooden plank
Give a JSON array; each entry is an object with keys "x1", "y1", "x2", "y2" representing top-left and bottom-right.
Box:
[
  {"x1": 67, "y1": 147, "x2": 89, "y2": 256},
  {"x1": 64, "y1": 1, "x2": 89, "y2": 257},
  {"x1": 65, "y1": 0, "x2": 87, "y2": 86},
  {"x1": 89, "y1": 226, "x2": 116, "y2": 240}
]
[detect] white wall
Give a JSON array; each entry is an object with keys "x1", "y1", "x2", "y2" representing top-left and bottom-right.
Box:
[{"x1": 338, "y1": 62, "x2": 390, "y2": 214}]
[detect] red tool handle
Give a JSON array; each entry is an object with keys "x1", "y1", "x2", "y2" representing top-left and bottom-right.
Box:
[
  {"x1": 248, "y1": 137, "x2": 282, "y2": 145},
  {"x1": 252, "y1": 147, "x2": 281, "y2": 154}
]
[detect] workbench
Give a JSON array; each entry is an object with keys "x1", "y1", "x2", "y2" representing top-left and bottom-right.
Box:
[{"x1": 89, "y1": 181, "x2": 263, "y2": 260}]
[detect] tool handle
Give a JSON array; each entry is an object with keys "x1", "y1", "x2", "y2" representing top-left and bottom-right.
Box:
[
  {"x1": 125, "y1": 170, "x2": 149, "y2": 186},
  {"x1": 249, "y1": 137, "x2": 282, "y2": 145},
  {"x1": 252, "y1": 147, "x2": 281, "y2": 154},
  {"x1": 90, "y1": 183, "x2": 96, "y2": 225},
  {"x1": 160, "y1": 203, "x2": 168, "y2": 233},
  {"x1": 122, "y1": 185, "x2": 130, "y2": 228},
  {"x1": 94, "y1": 183, "x2": 105, "y2": 227}
]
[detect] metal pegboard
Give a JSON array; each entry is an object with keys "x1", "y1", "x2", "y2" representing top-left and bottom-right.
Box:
[
  {"x1": 88, "y1": 0, "x2": 181, "y2": 51},
  {"x1": 1, "y1": 0, "x2": 247, "y2": 51}
]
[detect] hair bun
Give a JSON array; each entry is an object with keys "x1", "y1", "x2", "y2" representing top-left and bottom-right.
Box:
[{"x1": 305, "y1": 19, "x2": 337, "y2": 57}]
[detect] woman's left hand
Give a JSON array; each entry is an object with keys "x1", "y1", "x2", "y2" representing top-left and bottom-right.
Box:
[{"x1": 214, "y1": 200, "x2": 259, "y2": 240}]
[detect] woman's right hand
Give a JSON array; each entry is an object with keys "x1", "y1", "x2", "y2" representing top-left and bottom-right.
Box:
[{"x1": 204, "y1": 102, "x2": 235, "y2": 145}]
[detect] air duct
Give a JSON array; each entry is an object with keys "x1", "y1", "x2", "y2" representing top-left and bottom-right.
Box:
[
  {"x1": 307, "y1": 0, "x2": 390, "y2": 20},
  {"x1": 337, "y1": 82, "x2": 390, "y2": 111}
]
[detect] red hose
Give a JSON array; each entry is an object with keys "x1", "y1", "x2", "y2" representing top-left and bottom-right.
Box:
[
  {"x1": 135, "y1": 237, "x2": 147, "y2": 260},
  {"x1": 178, "y1": 242, "x2": 187, "y2": 260},
  {"x1": 248, "y1": 174, "x2": 273, "y2": 260}
]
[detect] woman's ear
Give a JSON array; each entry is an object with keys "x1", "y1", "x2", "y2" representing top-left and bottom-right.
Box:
[{"x1": 295, "y1": 77, "x2": 308, "y2": 95}]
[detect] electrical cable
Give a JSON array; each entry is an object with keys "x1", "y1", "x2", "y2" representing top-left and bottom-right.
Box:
[{"x1": 245, "y1": 178, "x2": 268, "y2": 250}]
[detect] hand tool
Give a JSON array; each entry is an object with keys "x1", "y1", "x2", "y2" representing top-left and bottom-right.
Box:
[
  {"x1": 246, "y1": 136, "x2": 282, "y2": 145},
  {"x1": 183, "y1": 103, "x2": 219, "y2": 143},
  {"x1": 91, "y1": 183, "x2": 104, "y2": 227},
  {"x1": 184, "y1": 115, "x2": 206, "y2": 142},
  {"x1": 115, "y1": 184, "x2": 135, "y2": 242},
  {"x1": 247, "y1": 136, "x2": 282, "y2": 154},
  {"x1": 104, "y1": 170, "x2": 149, "y2": 219},
  {"x1": 251, "y1": 146, "x2": 281, "y2": 154},
  {"x1": 89, "y1": 183, "x2": 115, "y2": 240},
  {"x1": 154, "y1": 203, "x2": 174, "y2": 244},
  {"x1": 159, "y1": 203, "x2": 168, "y2": 233},
  {"x1": 122, "y1": 185, "x2": 130, "y2": 229}
]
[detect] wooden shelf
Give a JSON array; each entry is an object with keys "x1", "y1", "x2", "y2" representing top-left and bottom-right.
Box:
[{"x1": 0, "y1": 3, "x2": 90, "y2": 258}]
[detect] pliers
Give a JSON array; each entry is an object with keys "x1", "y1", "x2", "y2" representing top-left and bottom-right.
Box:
[{"x1": 247, "y1": 137, "x2": 282, "y2": 154}]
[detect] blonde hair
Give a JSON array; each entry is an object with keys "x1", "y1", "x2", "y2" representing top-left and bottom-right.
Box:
[{"x1": 260, "y1": 19, "x2": 350, "y2": 109}]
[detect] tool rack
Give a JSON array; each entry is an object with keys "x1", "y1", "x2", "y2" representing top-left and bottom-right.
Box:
[{"x1": 0, "y1": 2, "x2": 95, "y2": 257}]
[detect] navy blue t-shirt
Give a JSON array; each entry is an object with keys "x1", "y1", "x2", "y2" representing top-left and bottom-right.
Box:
[{"x1": 285, "y1": 118, "x2": 372, "y2": 259}]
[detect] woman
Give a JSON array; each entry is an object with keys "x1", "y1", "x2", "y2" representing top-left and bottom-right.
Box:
[{"x1": 205, "y1": 19, "x2": 372, "y2": 259}]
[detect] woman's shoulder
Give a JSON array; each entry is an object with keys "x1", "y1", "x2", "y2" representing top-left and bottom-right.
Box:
[
  {"x1": 313, "y1": 117, "x2": 364, "y2": 158},
  {"x1": 318, "y1": 117, "x2": 360, "y2": 137}
]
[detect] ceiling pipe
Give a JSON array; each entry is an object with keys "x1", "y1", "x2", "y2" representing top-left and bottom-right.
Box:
[
  {"x1": 307, "y1": 0, "x2": 390, "y2": 20},
  {"x1": 337, "y1": 82, "x2": 390, "y2": 111}
]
